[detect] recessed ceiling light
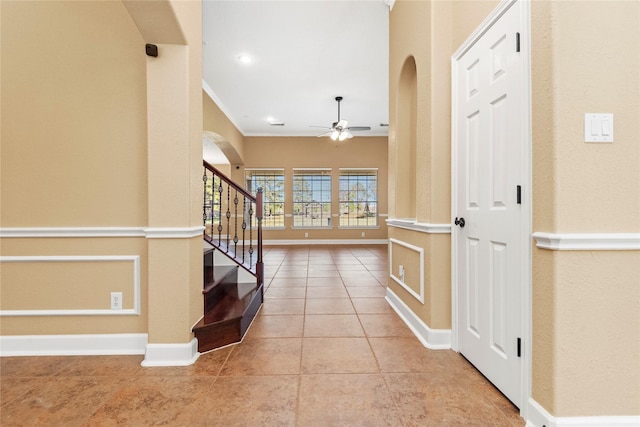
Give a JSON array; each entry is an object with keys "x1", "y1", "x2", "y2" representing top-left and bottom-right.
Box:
[
  {"x1": 237, "y1": 54, "x2": 253, "y2": 64},
  {"x1": 266, "y1": 117, "x2": 284, "y2": 126}
]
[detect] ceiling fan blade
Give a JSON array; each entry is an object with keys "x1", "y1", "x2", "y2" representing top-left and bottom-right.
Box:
[
  {"x1": 312, "y1": 97, "x2": 369, "y2": 137},
  {"x1": 316, "y1": 130, "x2": 332, "y2": 137}
]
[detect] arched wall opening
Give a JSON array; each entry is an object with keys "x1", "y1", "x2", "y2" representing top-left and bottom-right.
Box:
[
  {"x1": 396, "y1": 55, "x2": 418, "y2": 218},
  {"x1": 203, "y1": 130, "x2": 243, "y2": 176}
]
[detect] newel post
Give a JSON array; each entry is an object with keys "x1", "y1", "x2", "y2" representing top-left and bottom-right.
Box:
[{"x1": 255, "y1": 188, "x2": 264, "y2": 286}]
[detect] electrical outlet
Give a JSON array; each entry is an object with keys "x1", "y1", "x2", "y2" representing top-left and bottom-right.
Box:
[
  {"x1": 361, "y1": 231, "x2": 365, "y2": 237},
  {"x1": 399, "y1": 265, "x2": 405, "y2": 282},
  {"x1": 305, "y1": 232, "x2": 309, "y2": 238},
  {"x1": 111, "y1": 292, "x2": 123, "y2": 310}
]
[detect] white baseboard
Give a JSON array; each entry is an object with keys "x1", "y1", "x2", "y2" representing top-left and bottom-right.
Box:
[
  {"x1": 0, "y1": 333, "x2": 147, "y2": 356},
  {"x1": 526, "y1": 398, "x2": 640, "y2": 427},
  {"x1": 141, "y1": 339, "x2": 199, "y2": 367},
  {"x1": 385, "y1": 287, "x2": 451, "y2": 349},
  {"x1": 264, "y1": 239, "x2": 388, "y2": 245}
]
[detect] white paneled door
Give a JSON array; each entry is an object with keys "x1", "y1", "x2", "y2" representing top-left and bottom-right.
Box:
[{"x1": 452, "y1": 1, "x2": 528, "y2": 408}]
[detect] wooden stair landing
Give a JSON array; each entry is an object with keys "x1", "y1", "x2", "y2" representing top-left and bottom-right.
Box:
[{"x1": 193, "y1": 247, "x2": 263, "y2": 353}]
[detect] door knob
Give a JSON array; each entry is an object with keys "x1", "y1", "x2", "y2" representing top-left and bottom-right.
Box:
[{"x1": 454, "y1": 217, "x2": 465, "y2": 228}]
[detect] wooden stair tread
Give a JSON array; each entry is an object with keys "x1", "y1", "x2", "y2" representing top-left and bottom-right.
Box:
[
  {"x1": 203, "y1": 265, "x2": 239, "y2": 293},
  {"x1": 197, "y1": 283, "x2": 258, "y2": 325},
  {"x1": 192, "y1": 283, "x2": 263, "y2": 352},
  {"x1": 197, "y1": 231, "x2": 263, "y2": 353}
]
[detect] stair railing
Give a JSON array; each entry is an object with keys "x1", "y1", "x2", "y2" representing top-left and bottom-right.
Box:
[{"x1": 203, "y1": 160, "x2": 263, "y2": 286}]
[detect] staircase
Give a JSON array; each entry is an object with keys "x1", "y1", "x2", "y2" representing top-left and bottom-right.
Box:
[{"x1": 192, "y1": 161, "x2": 264, "y2": 353}]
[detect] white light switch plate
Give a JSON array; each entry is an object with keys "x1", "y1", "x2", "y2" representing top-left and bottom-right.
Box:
[{"x1": 584, "y1": 113, "x2": 613, "y2": 143}]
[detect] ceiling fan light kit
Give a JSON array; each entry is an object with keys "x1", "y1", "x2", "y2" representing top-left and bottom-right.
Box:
[{"x1": 314, "y1": 96, "x2": 371, "y2": 141}]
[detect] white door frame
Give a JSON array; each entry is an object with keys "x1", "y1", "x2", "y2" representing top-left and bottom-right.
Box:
[{"x1": 450, "y1": 0, "x2": 532, "y2": 417}]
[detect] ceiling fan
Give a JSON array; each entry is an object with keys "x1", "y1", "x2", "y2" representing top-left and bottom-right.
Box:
[{"x1": 312, "y1": 96, "x2": 371, "y2": 141}]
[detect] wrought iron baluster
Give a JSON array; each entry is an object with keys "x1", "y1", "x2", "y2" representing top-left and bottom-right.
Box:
[
  {"x1": 225, "y1": 180, "x2": 231, "y2": 249},
  {"x1": 202, "y1": 161, "x2": 263, "y2": 285},
  {"x1": 255, "y1": 188, "x2": 264, "y2": 285},
  {"x1": 233, "y1": 189, "x2": 239, "y2": 257},
  {"x1": 202, "y1": 168, "x2": 208, "y2": 237},
  {"x1": 241, "y1": 195, "x2": 247, "y2": 265},
  {"x1": 248, "y1": 199, "x2": 254, "y2": 267},
  {"x1": 217, "y1": 175, "x2": 223, "y2": 244}
]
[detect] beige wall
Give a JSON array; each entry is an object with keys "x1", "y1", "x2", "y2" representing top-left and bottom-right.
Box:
[
  {"x1": 0, "y1": 0, "x2": 148, "y2": 335},
  {"x1": 530, "y1": 0, "x2": 640, "y2": 417},
  {"x1": 237, "y1": 136, "x2": 388, "y2": 242},
  {"x1": 387, "y1": 227, "x2": 451, "y2": 329},
  {"x1": 389, "y1": 0, "x2": 640, "y2": 419},
  {"x1": 389, "y1": 0, "x2": 428, "y2": 221},
  {"x1": 1, "y1": 238, "x2": 149, "y2": 335},
  {"x1": 203, "y1": 91, "x2": 245, "y2": 165},
  {"x1": 1, "y1": 0, "x2": 205, "y2": 347},
  {"x1": 544, "y1": 0, "x2": 639, "y2": 232},
  {"x1": 1, "y1": 0, "x2": 147, "y2": 227},
  {"x1": 127, "y1": 0, "x2": 204, "y2": 343},
  {"x1": 388, "y1": 0, "x2": 496, "y2": 334}
]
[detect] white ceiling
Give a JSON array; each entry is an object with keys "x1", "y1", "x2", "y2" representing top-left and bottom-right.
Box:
[{"x1": 202, "y1": 0, "x2": 390, "y2": 138}]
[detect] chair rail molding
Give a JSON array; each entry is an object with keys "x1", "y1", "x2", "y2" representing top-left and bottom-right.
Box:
[
  {"x1": 386, "y1": 219, "x2": 452, "y2": 234},
  {"x1": 144, "y1": 226, "x2": 205, "y2": 239},
  {"x1": 0, "y1": 227, "x2": 146, "y2": 238},
  {"x1": 532, "y1": 232, "x2": 640, "y2": 250},
  {"x1": 0, "y1": 226, "x2": 205, "y2": 239}
]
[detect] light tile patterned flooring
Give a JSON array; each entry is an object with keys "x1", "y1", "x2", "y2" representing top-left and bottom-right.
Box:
[{"x1": 0, "y1": 245, "x2": 524, "y2": 426}]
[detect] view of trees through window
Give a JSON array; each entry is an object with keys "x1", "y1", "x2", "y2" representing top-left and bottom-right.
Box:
[
  {"x1": 203, "y1": 174, "x2": 221, "y2": 235},
  {"x1": 339, "y1": 170, "x2": 378, "y2": 227},
  {"x1": 245, "y1": 169, "x2": 285, "y2": 228},
  {"x1": 242, "y1": 168, "x2": 378, "y2": 229},
  {"x1": 292, "y1": 170, "x2": 332, "y2": 228}
]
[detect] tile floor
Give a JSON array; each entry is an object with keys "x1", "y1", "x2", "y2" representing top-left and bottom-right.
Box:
[{"x1": 0, "y1": 245, "x2": 524, "y2": 426}]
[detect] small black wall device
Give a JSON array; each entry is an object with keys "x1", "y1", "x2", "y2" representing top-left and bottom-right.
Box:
[{"x1": 145, "y1": 44, "x2": 158, "y2": 57}]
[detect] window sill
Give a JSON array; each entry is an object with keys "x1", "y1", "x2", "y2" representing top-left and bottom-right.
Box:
[{"x1": 291, "y1": 226, "x2": 334, "y2": 230}]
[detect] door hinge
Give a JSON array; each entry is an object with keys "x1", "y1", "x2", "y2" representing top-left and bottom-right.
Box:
[
  {"x1": 516, "y1": 32, "x2": 521, "y2": 52},
  {"x1": 517, "y1": 337, "x2": 522, "y2": 357},
  {"x1": 517, "y1": 185, "x2": 522, "y2": 204}
]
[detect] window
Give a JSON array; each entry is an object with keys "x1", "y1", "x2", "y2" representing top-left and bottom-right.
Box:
[
  {"x1": 292, "y1": 169, "x2": 332, "y2": 228},
  {"x1": 245, "y1": 169, "x2": 285, "y2": 228},
  {"x1": 339, "y1": 169, "x2": 378, "y2": 227}
]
